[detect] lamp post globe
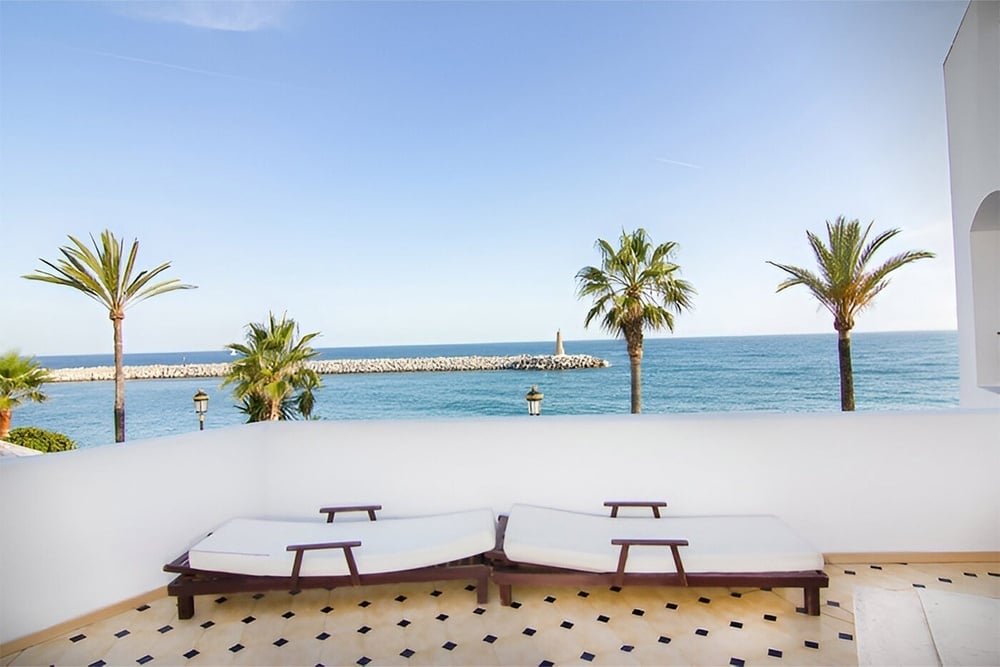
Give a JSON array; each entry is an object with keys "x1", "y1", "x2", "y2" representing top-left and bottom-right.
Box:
[
  {"x1": 525, "y1": 385, "x2": 543, "y2": 416},
  {"x1": 193, "y1": 389, "x2": 209, "y2": 431}
]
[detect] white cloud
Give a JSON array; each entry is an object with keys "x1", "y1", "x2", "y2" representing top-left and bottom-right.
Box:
[{"x1": 120, "y1": 1, "x2": 291, "y2": 32}]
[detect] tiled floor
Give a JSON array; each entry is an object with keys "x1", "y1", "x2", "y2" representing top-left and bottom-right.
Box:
[{"x1": 4, "y1": 562, "x2": 997, "y2": 666}]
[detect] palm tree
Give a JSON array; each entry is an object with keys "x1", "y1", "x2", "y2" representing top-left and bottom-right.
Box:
[
  {"x1": 23, "y1": 230, "x2": 195, "y2": 441},
  {"x1": 767, "y1": 216, "x2": 934, "y2": 411},
  {"x1": 224, "y1": 312, "x2": 322, "y2": 422},
  {"x1": 0, "y1": 351, "x2": 51, "y2": 440},
  {"x1": 576, "y1": 228, "x2": 696, "y2": 413}
]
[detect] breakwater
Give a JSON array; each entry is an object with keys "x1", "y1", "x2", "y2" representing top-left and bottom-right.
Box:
[{"x1": 46, "y1": 354, "x2": 610, "y2": 382}]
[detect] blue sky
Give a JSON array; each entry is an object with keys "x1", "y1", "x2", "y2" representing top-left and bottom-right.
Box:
[{"x1": 1, "y1": 1, "x2": 967, "y2": 355}]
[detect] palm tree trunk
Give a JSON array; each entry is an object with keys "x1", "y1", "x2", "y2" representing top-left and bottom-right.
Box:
[
  {"x1": 838, "y1": 329, "x2": 855, "y2": 411},
  {"x1": 0, "y1": 409, "x2": 11, "y2": 440},
  {"x1": 113, "y1": 314, "x2": 126, "y2": 442},
  {"x1": 627, "y1": 336, "x2": 643, "y2": 414}
]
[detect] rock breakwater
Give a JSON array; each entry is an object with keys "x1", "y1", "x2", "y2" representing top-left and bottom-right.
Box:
[{"x1": 47, "y1": 354, "x2": 610, "y2": 382}]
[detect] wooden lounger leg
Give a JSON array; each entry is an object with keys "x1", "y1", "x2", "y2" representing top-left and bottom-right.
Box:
[
  {"x1": 499, "y1": 583, "x2": 513, "y2": 606},
  {"x1": 477, "y1": 569, "x2": 490, "y2": 604},
  {"x1": 177, "y1": 594, "x2": 195, "y2": 620},
  {"x1": 804, "y1": 587, "x2": 821, "y2": 616}
]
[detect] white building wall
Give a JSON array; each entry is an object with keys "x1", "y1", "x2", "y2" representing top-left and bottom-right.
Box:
[
  {"x1": 2, "y1": 412, "x2": 998, "y2": 645},
  {"x1": 945, "y1": 0, "x2": 1000, "y2": 407}
]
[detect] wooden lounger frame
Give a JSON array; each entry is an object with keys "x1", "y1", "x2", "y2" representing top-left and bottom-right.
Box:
[
  {"x1": 164, "y1": 505, "x2": 490, "y2": 619},
  {"x1": 487, "y1": 501, "x2": 829, "y2": 616}
]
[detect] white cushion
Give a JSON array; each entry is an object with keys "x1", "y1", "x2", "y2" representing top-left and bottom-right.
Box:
[
  {"x1": 503, "y1": 504, "x2": 824, "y2": 574},
  {"x1": 188, "y1": 508, "x2": 496, "y2": 577}
]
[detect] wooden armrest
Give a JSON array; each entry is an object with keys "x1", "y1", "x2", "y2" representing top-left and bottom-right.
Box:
[
  {"x1": 611, "y1": 537, "x2": 689, "y2": 587},
  {"x1": 319, "y1": 504, "x2": 381, "y2": 523},
  {"x1": 604, "y1": 500, "x2": 667, "y2": 518},
  {"x1": 286, "y1": 540, "x2": 363, "y2": 587},
  {"x1": 611, "y1": 538, "x2": 688, "y2": 547},
  {"x1": 287, "y1": 540, "x2": 363, "y2": 552}
]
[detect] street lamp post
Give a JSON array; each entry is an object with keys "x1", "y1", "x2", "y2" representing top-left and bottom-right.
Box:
[
  {"x1": 193, "y1": 389, "x2": 209, "y2": 431},
  {"x1": 525, "y1": 385, "x2": 543, "y2": 416}
]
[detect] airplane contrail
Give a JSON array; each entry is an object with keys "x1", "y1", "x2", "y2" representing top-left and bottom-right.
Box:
[
  {"x1": 655, "y1": 157, "x2": 703, "y2": 169},
  {"x1": 65, "y1": 45, "x2": 317, "y2": 92}
]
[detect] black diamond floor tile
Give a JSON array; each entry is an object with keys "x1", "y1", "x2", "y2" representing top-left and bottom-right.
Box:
[{"x1": 9, "y1": 563, "x2": 990, "y2": 667}]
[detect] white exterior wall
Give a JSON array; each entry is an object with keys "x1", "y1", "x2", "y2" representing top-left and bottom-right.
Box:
[
  {"x1": 945, "y1": 0, "x2": 1000, "y2": 407},
  {"x1": 2, "y1": 412, "x2": 998, "y2": 645}
]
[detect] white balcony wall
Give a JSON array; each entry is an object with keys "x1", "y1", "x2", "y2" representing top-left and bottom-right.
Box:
[
  {"x1": 2, "y1": 411, "x2": 998, "y2": 645},
  {"x1": 0, "y1": 425, "x2": 270, "y2": 645},
  {"x1": 945, "y1": 0, "x2": 1000, "y2": 407}
]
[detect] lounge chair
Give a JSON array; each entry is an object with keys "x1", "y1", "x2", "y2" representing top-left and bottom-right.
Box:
[
  {"x1": 164, "y1": 505, "x2": 495, "y2": 619},
  {"x1": 487, "y1": 502, "x2": 829, "y2": 615}
]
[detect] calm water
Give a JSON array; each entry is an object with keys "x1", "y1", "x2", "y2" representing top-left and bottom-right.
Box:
[{"x1": 17, "y1": 331, "x2": 958, "y2": 448}]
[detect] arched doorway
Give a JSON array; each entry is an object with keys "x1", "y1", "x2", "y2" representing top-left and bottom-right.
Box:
[{"x1": 970, "y1": 190, "x2": 1000, "y2": 391}]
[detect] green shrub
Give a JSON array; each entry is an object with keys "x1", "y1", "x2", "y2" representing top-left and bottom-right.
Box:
[{"x1": 7, "y1": 427, "x2": 77, "y2": 453}]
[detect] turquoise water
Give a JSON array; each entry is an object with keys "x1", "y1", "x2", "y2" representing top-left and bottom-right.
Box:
[{"x1": 16, "y1": 331, "x2": 958, "y2": 448}]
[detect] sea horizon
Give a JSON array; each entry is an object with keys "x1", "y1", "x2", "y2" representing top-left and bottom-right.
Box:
[
  {"x1": 32, "y1": 328, "x2": 958, "y2": 369},
  {"x1": 14, "y1": 330, "x2": 960, "y2": 450}
]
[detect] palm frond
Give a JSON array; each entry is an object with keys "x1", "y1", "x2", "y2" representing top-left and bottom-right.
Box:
[
  {"x1": 0, "y1": 352, "x2": 51, "y2": 410},
  {"x1": 23, "y1": 230, "x2": 195, "y2": 315},
  {"x1": 576, "y1": 228, "x2": 695, "y2": 339},
  {"x1": 224, "y1": 312, "x2": 323, "y2": 421},
  {"x1": 769, "y1": 217, "x2": 933, "y2": 330}
]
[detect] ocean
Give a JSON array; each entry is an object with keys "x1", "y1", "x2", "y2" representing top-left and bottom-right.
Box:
[{"x1": 16, "y1": 331, "x2": 958, "y2": 449}]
